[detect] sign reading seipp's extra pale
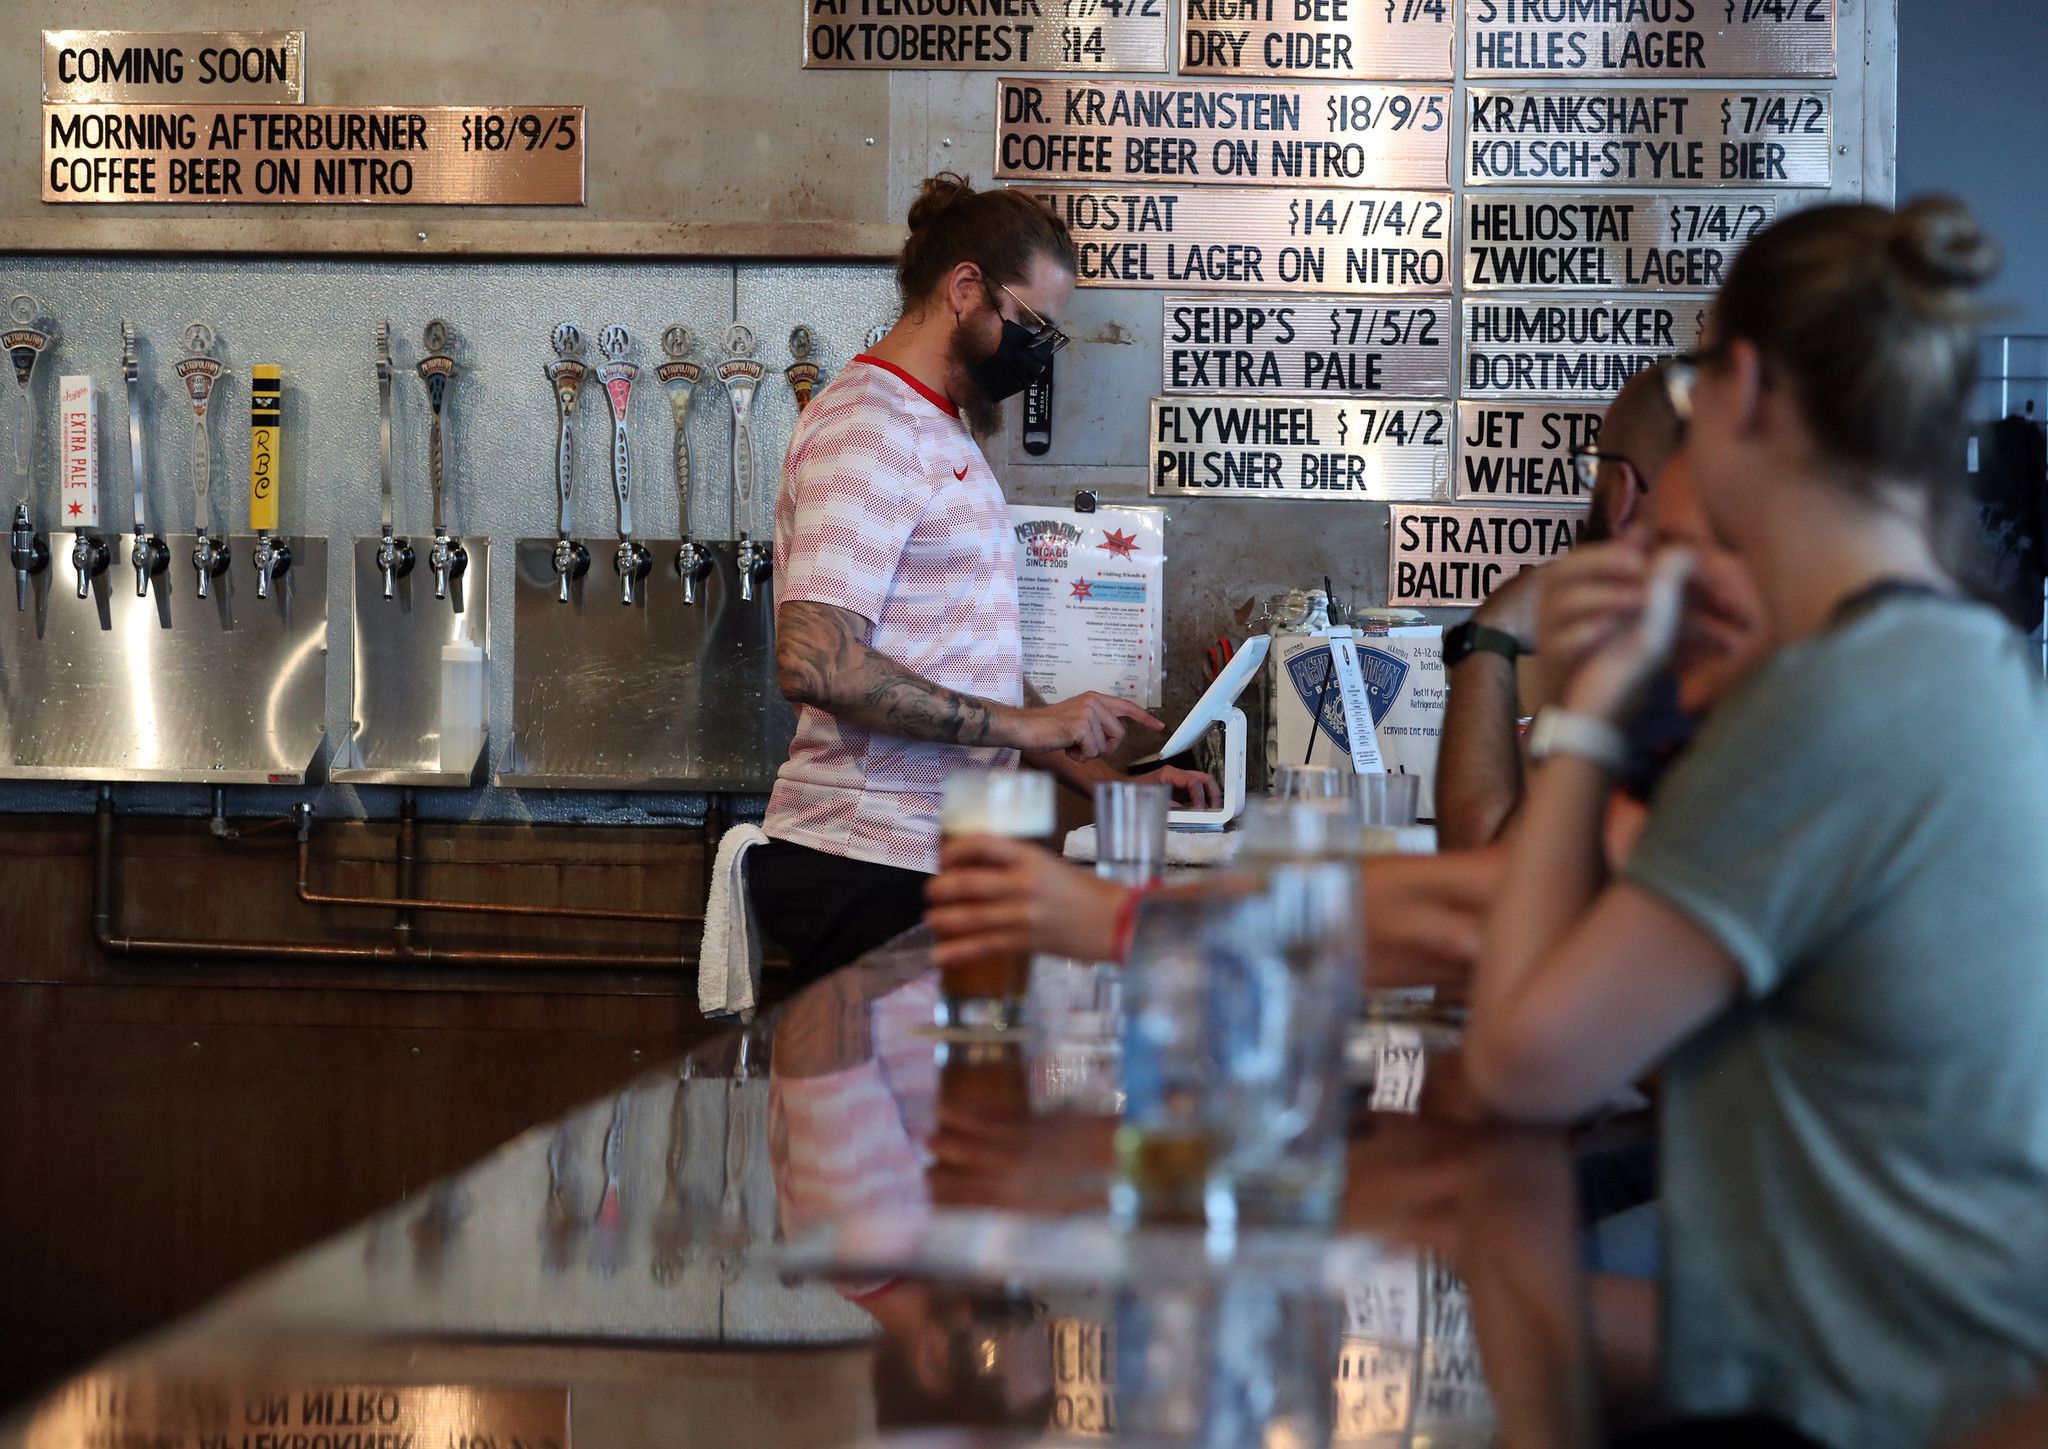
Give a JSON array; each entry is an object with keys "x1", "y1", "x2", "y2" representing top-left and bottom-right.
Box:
[
  {"x1": 802, "y1": 0, "x2": 1169, "y2": 70},
  {"x1": 1151, "y1": 396, "x2": 1450, "y2": 500},
  {"x1": 996, "y1": 78, "x2": 1450, "y2": 190},
  {"x1": 1463, "y1": 295, "x2": 1708, "y2": 399},
  {"x1": 43, "y1": 105, "x2": 585, "y2": 204},
  {"x1": 1466, "y1": 88, "x2": 1832, "y2": 187},
  {"x1": 1466, "y1": 0, "x2": 1836, "y2": 78},
  {"x1": 1181, "y1": 0, "x2": 1454, "y2": 81},
  {"x1": 1456, "y1": 401, "x2": 1603, "y2": 502},
  {"x1": 1388, "y1": 502, "x2": 1588, "y2": 606},
  {"x1": 1464, "y1": 193, "x2": 1775, "y2": 291},
  {"x1": 44, "y1": 31, "x2": 306, "y2": 104},
  {"x1": 1163, "y1": 295, "x2": 1453, "y2": 396},
  {"x1": 1024, "y1": 186, "x2": 1451, "y2": 293}
]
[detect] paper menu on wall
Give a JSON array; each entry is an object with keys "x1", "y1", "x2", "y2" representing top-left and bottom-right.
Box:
[{"x1": 1010, "y1": 503, "x2": 1165, "y2": 710}]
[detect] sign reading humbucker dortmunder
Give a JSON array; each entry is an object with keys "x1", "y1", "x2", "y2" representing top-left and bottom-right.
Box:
[
  {"x1": 1164, "y1": 295, "x2": 1453, "y2": 396},
  {"x1": 1456, "y1": 400, "x2": 1603, "y2": 502},
  {"x1": 1463, "y1": 295, "x2": 1708, "y2": 399},
  {"x1": 802, "y1": 0, "x2": 1169, "y2": 70},
  {"x1": 1466, "y1": 0, "x2": 1836, "y2": 79},
  {"x1": 1181, "y1": 0, "x2": 1454, "y2": 81},
  {"x1": 44, "y1": 31, "x2": 306, "y2": 103},
  {"x1": 995, "y1": 78, "x2": 1449, "y2": 189},
  {"x1": 1023, "y1": 186, "x2": 1451, "y2": 292},
  {"x1": 1152, "y1": 396, "x2": 1450, "y2": 500},
  {"x1": 1388, "y1": 503, "x2": 1588, "y2": 606},
  {"x1": 43, "y1": 105, "x2": 585, "y2": 204},
  {"x1": 1466, "y1": 89, "x2": 1832, "y2": 187},
  {"x1": 1464, "y1": 193, "x2": 1774, "y2": 291}
]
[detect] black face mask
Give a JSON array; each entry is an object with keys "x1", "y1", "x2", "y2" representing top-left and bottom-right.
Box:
[{"x1": 967, "y1": 318, "x2": 1059, "y2": 405}]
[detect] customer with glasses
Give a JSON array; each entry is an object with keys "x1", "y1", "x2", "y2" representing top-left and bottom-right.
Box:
[{"x1": 1464, "y1": 197, "x2": 2048, "y2": 1449}]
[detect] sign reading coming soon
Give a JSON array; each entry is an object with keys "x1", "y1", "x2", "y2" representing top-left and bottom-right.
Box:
[
  {"x1": 1465, "y1": 0, "x2": 1836, "y2": 78},
  {"x1": 1466, "y1": 88, "x2": 1832, "y2": 187},
  {"x1": 1151, "y1": 396, "x2": 1450, "y2": 501},
  {"x1": 44, "y1": 30, "x2": 305, "y2": 103},
  {"x1": 995, "y1": 78, "x2": 1450, "y2": 190},
  {"x1": 1463, "y1": 193, "x2": 1775, "y2": 291},
  {"x1": 1024, "y1": 185, "x2": 1452, "y2": 293},
  {"x1": 1163, "y1": 295, "x2": 1453, "y2": 397}
]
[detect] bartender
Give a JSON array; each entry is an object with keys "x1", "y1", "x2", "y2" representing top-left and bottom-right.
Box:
[{"x1": 750, "y1": 172, "x2": 1217, "y2": 982}]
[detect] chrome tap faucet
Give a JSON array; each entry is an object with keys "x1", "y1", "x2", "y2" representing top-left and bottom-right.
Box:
[
  {"x1": 10, "y1": 503, "x2": 47, "y2": 610},
  {"x1": 717, "y1": 325, "x2": 769, "y2": 604},
  {"x1": 174, "y1": 322, "x2": 227, "y2": 600},
  {"x1": 70, "y1": 530, "x2": 108, "y2": 598},
  {"x1": 374, "y1": 322, "x2": 414, "y2": 599},
  {"x1": 7, "y1": 295, "x2": 54, "y2": 612},
  {"x1": 595, "y1": 325, "x2": 649, "y2": 606},
  {"x1": 252, "y1": 530, "x2": 291, "y2": 599},
  {"x1": 122, "y1": 321, "x2": 168, "y2": 598},
  {"x1": 659, "y1": 326, "x2": 711, "y2": 605},
  {"x1": 416, "y1": 320, "x2": 465, "y2": 608},
  {"x1": 546, "y1": 323, "x2": 591, "y2": 603}
]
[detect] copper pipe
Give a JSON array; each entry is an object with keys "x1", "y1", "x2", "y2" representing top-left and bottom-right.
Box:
[
  {"x1": 291, "y1": 800, "x2": 702, "y2": 927},
  {"x1": 93, "y1": 790, "x2": 696, "y2": 972}
]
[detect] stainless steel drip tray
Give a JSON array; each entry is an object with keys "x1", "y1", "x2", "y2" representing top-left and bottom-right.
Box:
[
  {"x1": 0, "y1": 532, "x2": 329, "y2": 785},
  {"x1": 499, "y1": 537, "x2": 795, "y2": 793}
]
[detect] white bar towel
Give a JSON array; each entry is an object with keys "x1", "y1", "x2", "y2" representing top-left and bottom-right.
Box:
[{"x1": 698, "y1": 824, "x2": 769, "y2": 1021}]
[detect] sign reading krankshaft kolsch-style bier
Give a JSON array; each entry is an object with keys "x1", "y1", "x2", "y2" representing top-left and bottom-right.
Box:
[
  {"x1": 1023, "y1": 185, "x2": 1452, "y2": 293},
  {"x1": 1163, "y1": 295, "x2": 1453, "y2": 397},
  {"x1": 43, "y1": 105, "x2": 585, "y2": 205},
  {"x1": 996, "y1": 77, "x2": 1450, "y2": 190},
  {"x1": 1466, "y1": 88, "x2": 1832, "y2": 187},
  {"x1": 1152, "y1": 396, "x2": 1450, "y2": 500},
  {"x1": 802, "y1": 0, "x2": 1169, "y2": 71}
]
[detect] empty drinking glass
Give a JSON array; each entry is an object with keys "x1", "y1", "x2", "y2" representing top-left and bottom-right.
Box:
[
  {"x1": 1354, "y1": 772, "x2": 1421, "y2": 827},
  {"x1": 1272, "y1": 763, "x2": 1351, "y2": 801},
  {"x1": 1094, "y1": 779, "x2": 1172, "y2": 887}
]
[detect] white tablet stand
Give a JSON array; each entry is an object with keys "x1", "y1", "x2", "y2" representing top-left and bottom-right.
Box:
[{"x1": 1136, "y1": 635, "x2": 1269, "y2": 831}]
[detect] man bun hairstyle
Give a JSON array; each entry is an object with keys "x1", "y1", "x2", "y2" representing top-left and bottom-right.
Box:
[{"x1": 897, "y1": 172, "x2": 1080, "y2": 309}]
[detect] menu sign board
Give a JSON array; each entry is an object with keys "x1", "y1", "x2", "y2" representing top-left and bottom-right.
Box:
[
  {"x1": 1463, "y1": 193, "x2": 1775, "y2": 291},
  {"x1": 1466, "y1": 0, "x2": 1836, "y2": 78},
  {"x1": 1388, "y1": 503, "x2": 1588, "y2": 606},
  {"x1": 1456, "y1": 401, "x2": 1603, "y2": 502},
  {"x1": 43, "y1": 105, "x2": 586, "y2": 205},
  {"x1": 1163, "y1": 295, "x2": 1453, "y2": 396},
  {"x1": 1024, "y1": 185, "x2": 1451, "y2": 292},
  {"x1": 802, "y1": 0, "x2": 1169, "y2": 70},
  {"x1": 1463, "y1": 295, "x2": 1707, "y2": 399},
  {"x1": 1151, "y1": 396, "x2": 1450, "y2": 500},
  {"x1": 44, "y1": 30, "x2": 305, "y2": 103},
  {"x1": 1467, "y1": 88, "x2": 1833, "y2": 187},
  {"x1": 996, "y1": 78, "x2": 1450, "y2": 189},
  {"x1": 1181, "y1": 0, "x2": 1454, "y2": 81}
]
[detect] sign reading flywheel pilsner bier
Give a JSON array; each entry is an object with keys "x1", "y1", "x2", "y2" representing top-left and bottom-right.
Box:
[{"x1": 1152, "y1": 397, "x2": 1450, "y2": 500}]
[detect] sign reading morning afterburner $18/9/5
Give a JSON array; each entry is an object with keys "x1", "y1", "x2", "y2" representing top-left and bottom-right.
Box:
[{"x1": 1023, "y1": 186, "x2": 1452, "y2": 293}]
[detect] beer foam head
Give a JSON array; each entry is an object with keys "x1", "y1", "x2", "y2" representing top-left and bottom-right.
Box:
[{"x1": 941, "y1": 769, "x2": 1055, "y2": 837}]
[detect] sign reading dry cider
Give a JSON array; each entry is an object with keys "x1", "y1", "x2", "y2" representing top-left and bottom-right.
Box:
[
  {"x1": 1180, "y1": 0, "x2": 1454, "y2": 81},
  {"x1": 1466, "y1": 0, "x2": 1837, "y2": 78},
  {"x1": 1163, "y1": 295, "x2": 1453, "y2": 396},
  {"x1": 1388, "y1": 502, "x2": 1588, "y2": 606},
  {"x1": 1024, "y1": 185, "x2": 1450, "y2": 293},
  {"x1": 1463, "y1": 295, "x2": 1708, "y2": 399},
  {"x1": 995, "y1": 78, "x2": 1449, "y2": 189},
  {"x1": 1456, "y1": 401, "x2": 1603, "y2": 502},
  {"x1": 1152, "y1": 396, "x2": 1450, "y2": 500},
  {"x1": 43, "y1": 105, "x2": 585, "y2": 205},
  {"x1": 1464, "y1": 193, "x2": 1775, "y2": 290},
  {"x1": 44, "y1": 30, "x2": 306, "y2": 104},
  {"x1": 802, "y1": 0, "x2": 1168, "y2": 70},
  {"x1": 1467, "y1": 88, "x2": 1832, "y2": 187}
]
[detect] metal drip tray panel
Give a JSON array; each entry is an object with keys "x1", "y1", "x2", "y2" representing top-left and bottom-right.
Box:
[
  {"x1": 501, "y1": 538, "x2": 794, "y2": 792},
  {"x1": 0, "y1": 531, "x2": 328, "y2": 784}
]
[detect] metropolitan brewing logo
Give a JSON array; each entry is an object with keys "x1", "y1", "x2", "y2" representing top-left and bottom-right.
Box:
[
  {"x1": 1017, "y1": 518, "x2": 1083, "y2": 567},
  {"x1": 1286, "y1": 644, "x2": 1409, "y2": 752}
]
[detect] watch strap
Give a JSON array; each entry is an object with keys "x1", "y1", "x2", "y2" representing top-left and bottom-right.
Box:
[
  {"x1": 1527, "y1": 708, "x2": 1631, "y2": 773},
  {"x1": 1444, "y1": 620, "x2": 1524, "y2": 668}
]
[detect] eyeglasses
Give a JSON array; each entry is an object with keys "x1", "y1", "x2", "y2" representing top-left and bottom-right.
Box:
[
  {"x1": 1569, "y1": 445, "x2": 1646, "y2": 496},
  {"x1": 1663, "y1": 342, "x2": 1729, "y2": 426},
  {"x1": 987, "y1": 279, "x2": 1071, "y2": 356}
]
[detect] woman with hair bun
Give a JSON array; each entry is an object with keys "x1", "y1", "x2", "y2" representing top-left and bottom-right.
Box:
[{"x1": 1463, "y1": 196, "x2": 2048, "y2": 1447}]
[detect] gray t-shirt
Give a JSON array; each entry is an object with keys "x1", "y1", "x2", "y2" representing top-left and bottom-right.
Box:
[{"x1": 1623, "y1": 593, "x2": 2048, "y2": 1449}]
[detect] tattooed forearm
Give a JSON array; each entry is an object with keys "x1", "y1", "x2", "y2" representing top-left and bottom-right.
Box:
[{"x1": 776, "y1": 600, "x2": 1013, "y2": 747}]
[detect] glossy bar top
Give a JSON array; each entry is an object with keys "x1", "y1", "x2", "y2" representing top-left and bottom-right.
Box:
[{"x1": 2, "y1": 931, "x2": 1595, "y2": 1449}]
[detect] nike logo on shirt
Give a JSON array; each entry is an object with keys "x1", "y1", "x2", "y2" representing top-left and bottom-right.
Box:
[{"x1": 953, "y1": 465, "x2": 969, "y2": 480}]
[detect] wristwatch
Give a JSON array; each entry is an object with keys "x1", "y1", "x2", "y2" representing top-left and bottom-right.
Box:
[
  {"x1": 1443, "y1": 620, "x2": 1525, "y2": 669},
  {"x1": 1526, "y1": 708, "x2": 1632, "y2": 773}
]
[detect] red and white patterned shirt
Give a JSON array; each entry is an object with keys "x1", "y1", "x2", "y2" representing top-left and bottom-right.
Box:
[{"x1": 765, "y1": 356, "x2": 1024, "y2": 874}]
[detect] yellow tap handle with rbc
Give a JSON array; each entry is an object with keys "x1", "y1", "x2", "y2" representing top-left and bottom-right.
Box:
[{"x1": 249, "y1": 365, "x2": 282, "y2": 532}]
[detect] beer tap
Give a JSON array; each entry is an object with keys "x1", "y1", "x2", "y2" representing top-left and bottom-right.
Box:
[
  {"x1": 658, "y1": 325, "x2": 708, "y2": 605},
  {"x1": 596, "y1": 324, "x2": 649, "y2": 606},
  {"x1": 785, "y1": 325, "x2": 820, "y2": 415},
  {"x1": 175, "y1": 322, "x2": 228, "y2": 599},
  {"x1": 70, "y1": 529, "x2": 108, "y2": 599},
  {"x1": 249, "y1": 365, "x2": 289, "y2": 599},
  {"x1": 545, "y1": 323, "x2": 590, "y2": 602},
  {"x1": 717, "y1": 325, "x2": 769, "y2": 603},
  {"x1": 122, "y1": 321, "x2": 167, "y2": 598},
  {"x1": 7, "y1": 294, "x2": 53, "y2": 611},
  {"x1": 373, "y1": 322, "x2": 414, "y2": 598},
  {"x1": 416, "y1": 319, "x2": 466, "y2": 609}
]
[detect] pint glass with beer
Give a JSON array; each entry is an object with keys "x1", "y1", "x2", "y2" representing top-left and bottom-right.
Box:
[{"x1": 936, "y1": 768, "x2": 1056, "y2": 1031}]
